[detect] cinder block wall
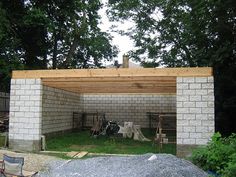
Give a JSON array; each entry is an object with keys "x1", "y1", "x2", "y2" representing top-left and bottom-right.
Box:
[
  {"x1": 9, "y1": 79, "x2": 42, "y2": 151},
  {"x1": 81, "y1": 94, "x2": 176, "y2": 127},
  {"x1": 176, "y1": 76, "x2": 215, "y2": 156},
  {"x1": 42, "y1": 86, "x2": 81, "y2": 134}
]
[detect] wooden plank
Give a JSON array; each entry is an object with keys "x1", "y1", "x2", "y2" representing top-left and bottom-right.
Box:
[
  {"x1": 42, "y1": 76, "x2": 176, "y2": 82},
  {"x1": 45, "y1": 86, "x2": 176, "y2": 94},
  {"x1": 12, "y1": 67, "x2": 213, "y2": 79},
  {"x1": 42, "y1": 82, "x2": 176, "y2": 88}
]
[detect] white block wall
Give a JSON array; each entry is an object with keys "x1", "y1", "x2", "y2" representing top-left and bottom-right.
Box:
[
  {"x1": 176, "y1": 77, "x2": 215, "y2": 145},
  {"x1": 9, "y1": 79, "x2": 42, "y2": 151},
  {"x1": 42, "y1": 86, "x2": 81, "y2": 134},
  {"x1": 81, "y1": 94, "x2": 176, "y2": 127}
]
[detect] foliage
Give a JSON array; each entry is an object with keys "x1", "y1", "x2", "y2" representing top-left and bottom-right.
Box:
[
  {"x1": 107, "y1": 0, "x2": 236, "y2": 134},
  {"x1": 0, "y1": 0, "x2": 118, "y2": 92},
  {"x1": 191, "y1": 132, "x2": 236, "y2": 176}
]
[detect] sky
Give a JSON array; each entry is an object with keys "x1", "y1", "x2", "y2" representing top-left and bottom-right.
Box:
[{"x1": 98, "y1": 1, "x2": 135, "y2": 64}]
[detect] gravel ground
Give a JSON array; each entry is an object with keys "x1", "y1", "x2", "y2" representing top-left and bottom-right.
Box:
[
  {"x1": 0, "y1": 149, "x2": 58, "y2": 172},
  {"x1": 37, "y1": 154, "x2": 208, "y2": 177}
]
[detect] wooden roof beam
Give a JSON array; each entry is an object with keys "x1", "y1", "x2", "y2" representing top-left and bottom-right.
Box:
[{"x1": 12, "y1": 67, "x2": 213, "y2": 79}]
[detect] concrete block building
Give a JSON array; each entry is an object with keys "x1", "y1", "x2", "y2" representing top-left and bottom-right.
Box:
[{"x1": 9, "y1": 67, "x2": 215, "y2": 155}]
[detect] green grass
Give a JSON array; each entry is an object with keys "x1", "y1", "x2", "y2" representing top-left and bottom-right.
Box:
[
  {"x1": 0, "y1": 135, "x2": 6, "y2": 147},
  {"x1": 46, "y1": 130, "x2": 176, "y2": 155}
]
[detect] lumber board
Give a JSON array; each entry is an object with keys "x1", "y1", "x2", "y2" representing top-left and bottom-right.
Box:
[
  {"x1": 42, "y1": 76, "x2": 176, "y2": 82},
  {"x1": 43, "y1": 85, "x2": 176, "y2": 94},
  {"x1": 42, "y1": 82, "x2": 176, "y2": 88},
  {"x1": 12, "y1": 67, "x2": 213, "y2": 79}
]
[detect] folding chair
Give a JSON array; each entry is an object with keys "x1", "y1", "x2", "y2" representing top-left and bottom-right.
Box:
[{"x1": 0, "y1": 154, "x2": 38, "y2": 177}]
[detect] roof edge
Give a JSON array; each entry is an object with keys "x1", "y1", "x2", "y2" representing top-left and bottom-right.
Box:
[{"x1": 12, "y1": 67, "x2": 213, "y2": 79}]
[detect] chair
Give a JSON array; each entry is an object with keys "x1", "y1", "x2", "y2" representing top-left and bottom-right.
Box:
[{"x1": 0, "y1": 154, "x2": 38, "y2": 177}]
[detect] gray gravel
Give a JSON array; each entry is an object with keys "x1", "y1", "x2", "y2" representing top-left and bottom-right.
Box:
[{"x1": 37, "y1": 154, "x2": 208, "y2": 177}]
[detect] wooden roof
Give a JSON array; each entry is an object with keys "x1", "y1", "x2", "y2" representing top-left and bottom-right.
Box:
[{"x1": 12, "y1": 67, "x2": 213, "y2": 94}]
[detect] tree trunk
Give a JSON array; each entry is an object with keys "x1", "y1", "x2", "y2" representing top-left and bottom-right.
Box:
[
  {"x1": 64, "y1": 9, "x2": 87, "y2": 68},
  {"x1": 52, "y1": 31, "x2": 58, "y2": 69}
]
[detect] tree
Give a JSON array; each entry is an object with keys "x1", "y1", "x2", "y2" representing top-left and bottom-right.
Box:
[
  {"x1": 0, "y1": 0, "x2": 118, "y2": 92},
  {"x1": 32, "y1": 0, "x2": 118, "y2": 69},
  {"x1": 107, "y1": 0, "x2": 236, "y2": 134}
]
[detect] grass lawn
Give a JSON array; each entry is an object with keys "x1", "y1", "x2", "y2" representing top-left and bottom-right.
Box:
[
  {"x1": 0, "y1": 136, "x2": 5, "y2": 147},
  {"x1": 46, "y1": 130, "x2": 176, "y2": 155}
]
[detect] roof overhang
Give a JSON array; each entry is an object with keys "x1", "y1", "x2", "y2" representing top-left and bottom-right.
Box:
[{"x1": 12, "y1": 67, "x2": 213, "y2": 94}]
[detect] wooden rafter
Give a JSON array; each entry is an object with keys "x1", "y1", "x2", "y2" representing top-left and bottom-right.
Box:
[{"x1": 12, "y1": 67, "x2": 213, "y2": 79}]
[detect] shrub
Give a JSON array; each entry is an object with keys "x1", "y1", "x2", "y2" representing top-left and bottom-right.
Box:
[{"x1": 191, "y1": 132, "x2": 236, "y2": 176}]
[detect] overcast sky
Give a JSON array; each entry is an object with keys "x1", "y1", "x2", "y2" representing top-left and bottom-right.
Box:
[{"x1": 98, "y1": 1, "x2": 134, "y2": 64}]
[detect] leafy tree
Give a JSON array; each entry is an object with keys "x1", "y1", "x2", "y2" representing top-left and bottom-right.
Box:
[
  {"x1": 0, "y1": 0, "x2": 118, "y2": 92},
  {"x1": 107, "y1": 0, "x2": 236, "y2": 134}
]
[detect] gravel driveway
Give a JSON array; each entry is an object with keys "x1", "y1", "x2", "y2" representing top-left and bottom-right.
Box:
[
  {"x1": 0, "y1": 149, "x2": 58, "y2": 172},
  {"x1": 37, "y1": 154, "x2": 208, "y2": 177}
]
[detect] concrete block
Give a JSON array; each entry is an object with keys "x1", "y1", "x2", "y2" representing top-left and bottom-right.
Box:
[
  {"x1": 189, "y1": 108, "x2": 201, "y2": 114},
  {"x1": 177, "y1": 83, "x2": 189, "y2": 89},
  {"x1": 177, "y1": 96, "x2": 189, "y2": 101},
  {"x1": 202, "y1": 83, "x2": 214, "y2": 89},
  {"x1": 176, "y1": 138, "x2": 183, "y2": 144},
  {"x1": 11, "y1": 79, "x2": 16, "y2": 85},
  {"x1": 183, "y1": 102, "x2": 195, "y2": 107},
  {"x1": 177, "y1": 102, "x2": 183, "y2": 107},
  {"x1": 20, "y1": 85, "x2": 31, "y2": 90},
  {"x1": 10, "y1": 95, "x2": 20, "y2": 101},
  {"x1": 10, "y1": 85, "x2": 20, "y2": 90},
  {"x1": 208, "y1": 125, "x2": 214, "y2": 132},
  {"x1": 202, "y1": 95, "x2": 214, "y2": 101},
  {"x1": 15, "y1": 90, "x2": 25, "y2": 95},
  {"x1": 183, "y1": 114, "x2": 195, "y2": 120},
  {"x1": 196, "y1": 139, "x2": 208, "y2": 145},
  {"x1": 195, "y1": 90, "x2": 208, "y2": 95},
  {"x1": 196, "y1": 126, "x2": 208, "y2": 133},
  {"x1": 183, "y1": 77, "x2": 195, "y2": 83},
  {"x1": 202, "y1": 132, "x2": 214, "y2": 139},
  {"x1": 30, "y1": 96, "x2": 40, "y2": 101},
  {"x1": 183, "y1": 139, "x2": 196, "y2": 144},
  {"x1": 25, "y1": 90, "x2": 35, "y2": 95},
  {"x1": 176, "y1": 77, "x2": 183, "y2": 83},
  {"x1": 20, "y1": 106, "x2": 30, "y2": 112},
  {"x1": 190, "y1": 83, "x2": 201, "y2": 89},
  {"x1": 208, "y1": 114, "x2": 214, "y2": 120},
  {"x1": 202, "y1": 108, "x2": 214, "y2": 114},
  {"x1": 19, "y1": 129, "x2": 29, "y2": 134},
  {"x1": 10, "y1": 106, "x2": 20, "y2": 112},
  {"x1": 202, "y1": 120, "x2": 214, "y2": 126},
  {"x1": 25, "y1": 79, "x2": 36, "y2": 85},
  {"x1": 20, "y1": 96, "x2": 30, "y2": 101},
  {"x1": 208, "y1": 77, "x2": 214, "y2": 83},
  {"x1": 189, "y1": 120, "x2": 201, "y2": 126},
  {"x1": 196, "y1": 102, "x2": 207, "y2": 108},
  {"x1": 189, "y1": 96, "x2": 201, "y2": 102},
  {"x1": 195, "y1": 77, "x2": 207, "y2": 83},
  {"x1": 177, "y1": 108, "x2": 189, "y2": 114},
  {"x1": 183, "y1": 126, "x2": 196, "y2": 132},
  {"x1": 190, "y1": 133, "x2": 202, "y2": 138},
  {"x1": 30, "y1": 85, "x2": 41, "y2": 90},
  {"x1": 177, "y1": 114, "x2": 183, "y2": 120},
  {"x1": 183, "y1": 90, "x2": 196, "y2": 96},
  {"x1": 177, "y1": 133, "x2": 189, "y2": 138},
  {"x1": 16, "y1": 79, "x2": 25, "y2": 85},
  {"x1": 207, "y1": 89, "x2": 214, "y2": 95}
]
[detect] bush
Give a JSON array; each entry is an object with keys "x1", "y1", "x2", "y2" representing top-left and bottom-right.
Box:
[{"x1": 191, "y1": 132, "x2": 236, "y2": 177}]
